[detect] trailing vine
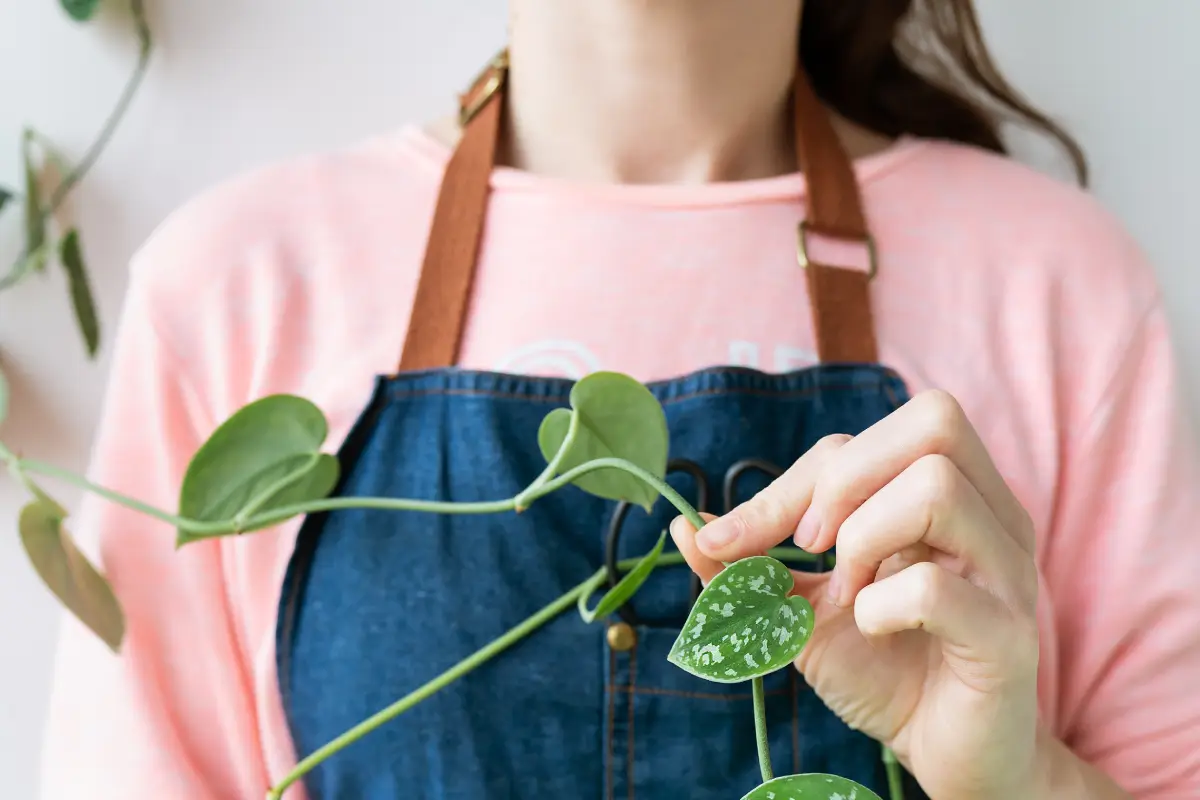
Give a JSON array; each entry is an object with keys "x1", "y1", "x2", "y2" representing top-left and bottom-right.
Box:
[
  {"x1": 0, "y1": 0, "x2": 153, "y2": 358},
  {"x1": 0, "y1": 370, "x2": 902, "y2": 799},
  {"x1": 1, "y1": 8, "x2": 902, "y2": 797}
]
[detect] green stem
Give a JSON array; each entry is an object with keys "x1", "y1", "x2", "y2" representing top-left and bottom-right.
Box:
[
  {"x1": 17, "y1": 458, "x2": 204, "y2": 530},
  {"x1": 16, "y1": 453, "x2": 707, "y2": 542},
  {"x1": 514, "y1": 409, "x2": 579, "y2": 509},
  {"x1": 883, "y1": 746, "x2": 906, "y2": 800},
  {"x1": 534, "y1": 456, "x2": 708, "y2": 533},
  {"x1": 265, "y1": 548, "x2": 813, "y2": 798},
  {"x1": 265, "y1": 565, "x2": 608, "y2": 799},
  {"x1": 46, "y1": 0, "x2": 152, "y2": 212},
  {"x1": 752, "y1": 676, "x2": 773, "y2": 783},
  {"x1": 2, "y1": 0, "x2": 152, "y2": 290}
]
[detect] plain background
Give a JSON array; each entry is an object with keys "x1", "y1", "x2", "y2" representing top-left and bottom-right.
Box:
[{"x1": 1, "y1": 2, "x2": 1196, "y2": 797}]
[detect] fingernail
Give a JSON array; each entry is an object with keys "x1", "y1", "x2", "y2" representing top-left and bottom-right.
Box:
[
  {"x1": 794, "y1": 508, "x2": 820, "y2": 550},
  {"x1": 825, "y1": 568, "x2": 843, "y2": 606},
  {"x1": 696, "y1": 523, "x2": 735, "y2": 551}
]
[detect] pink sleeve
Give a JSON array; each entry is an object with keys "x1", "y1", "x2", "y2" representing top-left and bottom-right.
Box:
[
  {"x1": 1044, "y1": 296, "x2": 1200, "y2": 796},
  {"x1": 38, "y1": 262, "x2": 270, "y2": 799}
]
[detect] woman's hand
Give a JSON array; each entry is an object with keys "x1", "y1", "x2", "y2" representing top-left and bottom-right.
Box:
[{"x1": 668, "y1": 390, "x2": 1045, "y2": 800}]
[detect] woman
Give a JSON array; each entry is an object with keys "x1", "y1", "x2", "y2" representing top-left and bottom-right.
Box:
[{"x1": 39, "y1": 2, "x2": 1199, "y2": 799}]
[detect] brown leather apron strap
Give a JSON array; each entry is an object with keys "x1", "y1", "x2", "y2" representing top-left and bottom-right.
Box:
[
  {"x1": 791, "y1": 67, "x2": 879, "y2": 364},
  {"x1": 398, "y1": 51, "x2": 509, "y2": 372},
  {"x1": 397, "y1": 49, "x2": 878, "y2": 372}
]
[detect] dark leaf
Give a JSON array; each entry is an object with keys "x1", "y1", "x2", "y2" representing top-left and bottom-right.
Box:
[
  {"x1": 59, "y1": 230, "x2": 101, "y2": 357},
  {"x1": 60, "y1": 0, "x2": 104, "y2": 22},
  {"x1": 0, "y1": 186, "x2": 13, "y2": 216},
  {"x1": 578, "y1": 532, "x2": 666, "y2": 623},
  {"x1": 19, "y1": 496, "x2": 125, "y2": 652}
]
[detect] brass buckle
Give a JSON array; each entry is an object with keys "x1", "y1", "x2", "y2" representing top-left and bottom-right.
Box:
[
  {"x1": 795, "y1": 220, "x2": 878, "y2": 280},
  {"x1": 459, "y1": 49, "x2": 509, "y2": 127}
]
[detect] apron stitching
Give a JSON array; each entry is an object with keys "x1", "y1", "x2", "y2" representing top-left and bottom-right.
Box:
[
  {"x1": 627, "y1": 643, "x2": 637, "y2": 800},
  {"x1": 383, "y1": 382, "x2": 895, "y2": 407},
  {"x1": 609, "y1": 686, "x2": 789, "y2": 701},
  {"x1": 606, "y1": 644, "x2": 615, "y2": 800}
]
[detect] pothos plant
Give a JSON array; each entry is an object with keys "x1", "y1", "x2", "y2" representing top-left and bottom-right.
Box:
[
  {"x1": 1, "y1": 370, "x2": 903, "y2": 800},
  {"x1": 0, "y1": 0, "x2": 152, "y2": 360}
]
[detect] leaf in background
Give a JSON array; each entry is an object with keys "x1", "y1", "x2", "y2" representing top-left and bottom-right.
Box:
[
  {"x1": 537, "y1": 371, "x2": 668, "y2": 512},
  {"x1": 668, "y1": 556, "x2": 814, "y2": 683},
  {"x1": 59, "y1": 229, "x2": 101, "y2": 357},
  {"x1": 578, "y1": 531, "x2": 667, "y2": 624},
  {"x1": 0, "y1": 186, "x2": 13, "y2": 216},
  {"x1": 177, "y1": 395, "x2": 340, "y2": 545},
  {"x1": 0, "y1": 363, "x2": 9, "y2": 425},
  {"x1": 740, "y1": 774, "x2": 883, "y2": 800},
  {"x1": 60, "y1": 0, "x2": 105, "y2": 22},
  {"x1": 21, "y1": 130, "x2": 46, "y2": 272},
  {"x1": 19, "y1": 496, "x2": 125, "y2": 652}
]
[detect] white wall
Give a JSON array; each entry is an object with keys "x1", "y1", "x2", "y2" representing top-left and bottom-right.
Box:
[{"x1": 0, "y1": 2, "x2": 1195, "y2": 797}]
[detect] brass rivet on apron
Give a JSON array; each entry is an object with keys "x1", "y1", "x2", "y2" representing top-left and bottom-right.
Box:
[{"x1": 606, "y1": 622, "x2": 636, "y2": 651}]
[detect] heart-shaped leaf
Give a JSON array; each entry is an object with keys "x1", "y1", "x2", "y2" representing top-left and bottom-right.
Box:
[
  {"x1": 60, "y1": 229, "x2": 101, "y2": 357},
  {"x1": 578, "y1": 531, "x2": 666, "y2": 623},
  {"x1": 19, "y1": 496, "x2": 125, "y2": 652},
  {"x1": 60, "y1": 0, "x2": 104, "y2": 22},
  {"x1": 177, "y1": 395, "x2": 339, "y2": 545},
  {"x1": 537, "y1": 371, "x2": 668, "y2": 512},
  {"x1": 668, "y1": 555, "x2": 813, "y2": 683},
  {"x1": 740, "y1": 773, "x2": 883, "y2": 800}
]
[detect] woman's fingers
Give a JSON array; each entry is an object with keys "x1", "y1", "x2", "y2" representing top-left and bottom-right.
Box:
[
  {"x1": 798, "y1": 390, "x2": 1035, "y2": 558},
  {"x1": 828, "y1": 453, "x2": 1036, "y2": 611},
  {"x1": 854, "y1": 561, "x2": 1039, "y2": 685},
  {"x1": 667, "y1": 512, "x2": 723, "y2": 585},
  {"x1": 689, "y1": 433, "x2": 851, "y2": 560}
]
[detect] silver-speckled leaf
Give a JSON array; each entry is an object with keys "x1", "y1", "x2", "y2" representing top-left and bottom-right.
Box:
[
  {"x1": 740, "y1": 773, "x2": 883, "y2": 800},
  {"x1": 668, "y1": 555, "x2": 813, "y2": 683}
]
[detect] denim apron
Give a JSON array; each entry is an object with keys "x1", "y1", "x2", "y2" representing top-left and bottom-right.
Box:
[{"x1": 275, "y1": 52, "x2": 929, "y2": 800}]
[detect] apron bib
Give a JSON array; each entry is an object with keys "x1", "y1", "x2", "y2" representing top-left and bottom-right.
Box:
[{"x1": 275, "y1": 51, "x2": 928, "y2": 800}]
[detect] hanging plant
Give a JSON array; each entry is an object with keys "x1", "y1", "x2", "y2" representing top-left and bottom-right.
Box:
[{"x1": 0, "y1": 0, "x2": 153, "y2": 359}]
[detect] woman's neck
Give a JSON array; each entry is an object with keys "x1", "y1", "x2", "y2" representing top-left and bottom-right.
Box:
[
  {"x1": 424, "y1": 0, "x2": 893, "y2": 185},
  {"x1": 500, "y1": 0, "x2": 802, "y2": 184}
]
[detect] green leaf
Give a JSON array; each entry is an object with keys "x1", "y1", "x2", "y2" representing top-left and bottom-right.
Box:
[
  {"x1": 741, "y1": 774, "x2": 883, "y2": 800},
  {"x1": 0, "y1": 364, "x2": 9, "y2": 426},
  {"x1": 176, "y1": 395, "x2": 339, "y2": 545},
  {"x1": 59, "y1": 230, "x2": 101, "y2": 357},
  {"x1": 578, "y1": 531, "x2": 667, "y2": 623},
  {"x1": 537, "y1": 371, "x2": 668, "y2": 512},
  {"x1": 19, "y1": 497, "x2": 125, "y2": 652},
  {"x1": 668, "y1": 556, "x2": 813, "y2": 683},
  {"x1": 60, "y1": 0, "x2": 104, "y2": 22},
  {"x1": 22, "y1": 131, "x2": 46, "y2": 271}
]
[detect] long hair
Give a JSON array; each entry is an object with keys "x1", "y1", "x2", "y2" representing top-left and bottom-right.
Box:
[{"x1": 801, "y1": 0, "x2": 1089, "y2": 185}]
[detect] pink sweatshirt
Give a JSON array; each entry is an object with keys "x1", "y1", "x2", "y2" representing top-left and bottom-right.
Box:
[{"x1": 38, "y1": 126, "x2": 1200, "y2": 798}]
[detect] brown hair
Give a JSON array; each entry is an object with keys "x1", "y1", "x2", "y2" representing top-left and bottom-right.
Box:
[{"x1": 801, "y1": 0, "x2": 1089, "y2": 185}]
